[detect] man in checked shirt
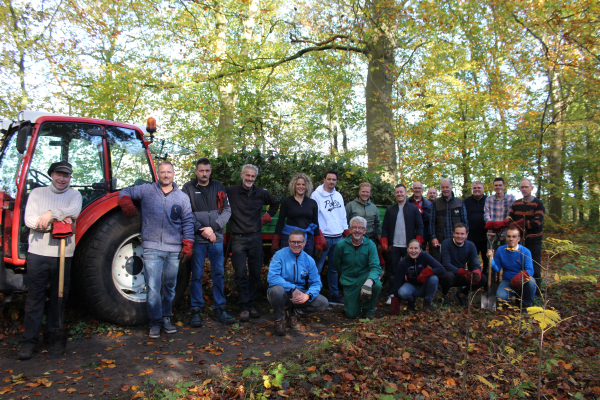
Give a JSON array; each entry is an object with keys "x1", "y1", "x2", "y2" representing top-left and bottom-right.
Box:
[{"x1": 484, "y1": 177, "x2": 516, "y2": 250}]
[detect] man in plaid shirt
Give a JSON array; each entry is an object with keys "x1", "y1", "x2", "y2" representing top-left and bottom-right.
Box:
[{"x1": 484, "y1": 177, "x2": 515, "y2": 248}]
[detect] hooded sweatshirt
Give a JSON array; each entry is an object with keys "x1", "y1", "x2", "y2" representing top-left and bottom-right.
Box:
[{"x1": 311, "y1": 184, "x2": 348, "y2": 237}]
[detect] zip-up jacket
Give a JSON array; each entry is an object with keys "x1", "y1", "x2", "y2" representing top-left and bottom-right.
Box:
[
  {"x1": 392, "y1": 251, "x2": 445, "y2": 295},
  {"x1": 267, "y1": 247, "x2": 322, "y2": 301},
  {"x1": 381, "y1": 202, "x2": 424, "y2": 245},
  {"x1": 345, "y1": 197, "x2": 381, "y2": 239},
  {"x1": 440, "y1": 238, "x2": 481, "y2": 273},
  {"x1": 120, "y1": 182, "x2": 194, "y2": 252},
  {"x1": 311, "y1": 184, "x2": 348, "y2": 237},
  {"x1": 334, "y1": 236, "x2": 381, "y2": 288},
  {"x1": 407, "y1": 196, "x2": 432, "y2": 239},
  {"x1": 226, "y1": 184, "x2": 280, "y2": 235},
  {"x1": 181, "y1": 178, "x2": 231, "y2": 244}
]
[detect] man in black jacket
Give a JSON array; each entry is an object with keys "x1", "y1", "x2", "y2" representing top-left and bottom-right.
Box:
[
  {"x1": 182, "y1": 158, "x2": 235, "y2": 327},
  {"x1": 463, "y1": 180, "x2": 489, "y2": 274},
  {"x1": 381, "y1": 184, "x2": 424, "y2": 301},
  {"x1": 226, "y1": 164, "x2": 280, "y2": 322}
]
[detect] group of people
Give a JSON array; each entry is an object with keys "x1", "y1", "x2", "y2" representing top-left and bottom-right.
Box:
[{"x1": 19, "y1": 157, "x2": 545, "y2": 358}]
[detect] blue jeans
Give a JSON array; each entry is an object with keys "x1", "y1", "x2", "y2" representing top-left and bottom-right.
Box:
[
  {"x1": 142, "y1": 249, "x2": 180, "y2": 327},
  {"x1": 315, "y1": 236, "x2": 341, "y2": 296},
  {"x1": 398, "y1": 275, "x2": 439, "y2": 303},
  {"x1": 230, "y1": 233, "x2": 263, "y2": 312},
  {"x1": 190, "y1": 242, "x2": 226, "y2": 311},
  {"x1": 497, "y1": 278, "x2": 536, "y2": 306}
]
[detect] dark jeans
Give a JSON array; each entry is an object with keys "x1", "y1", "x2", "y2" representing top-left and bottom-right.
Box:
[
  {"x1": 473, "y1": 240, "x2": 490, "y2": 276},
  {"x1": 429, "y1": 241, "x2": 441, "y2": 262},
  {"x1": 190, "y1": 242, "x2": 226, "y2": 311},
  {"x1": 441, "y1": 271, "x2": 487, "y2": 296},
  {"x1": 282, "y1": 233, "x2": 315, "y2": 258},
  {"x1": 230, "y1": 233, "x2": 264, "y2": 312},
  {"x1": 388, "y1": 247, "x2": 407, "y2": 294},
  {"x1": 525, "y1": 240, "x2": 543, "y2": 296},
  {"x1": 316, "y1": 236, "x2": 342, "y2": 297},
  {"x1": 398, "y1": 275, "x2": 439, "y2": 303},
  {"x1": 267, "y1": 285, "x2": 329, "y2": 321},
  {"x1": 22, "y1": 254, "x2": 72, "y2": 346},
  {"x1": 142, "y1": 249, "x2": 179, "y2": 327}
]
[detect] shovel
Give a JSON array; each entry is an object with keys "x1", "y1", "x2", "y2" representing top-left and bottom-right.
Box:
[
  {"x1": 52, "y1": 237, "x2": 68, "y2": 354},
  {"x1": 481, "y1": 234, "x2": 497, "y2": 311}
]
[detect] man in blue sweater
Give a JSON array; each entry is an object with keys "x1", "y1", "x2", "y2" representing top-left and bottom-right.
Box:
[
  {"x1": 490, "y1": 226, "x2": 536, "y2": 307},
  {"x1": 119, "y1": 161, "x2": 195, "y2": 338},
  {"x1": 440, "y1": 223, "x2": 486, "y2": 306},
  {"x1": 267, "y1": 230, "x2": 329, "y2": 336}
]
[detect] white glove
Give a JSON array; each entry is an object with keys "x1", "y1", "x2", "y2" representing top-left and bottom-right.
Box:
[{"x1": 361, "y1": 279, "x2": 374, "y2": 300}]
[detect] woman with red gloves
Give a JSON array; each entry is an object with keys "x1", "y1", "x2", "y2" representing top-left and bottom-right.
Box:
[{"x1": 272, "y1": 173, "x2": 326, "y2": 260}]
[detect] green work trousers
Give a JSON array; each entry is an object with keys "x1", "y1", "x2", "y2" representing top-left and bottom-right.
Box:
[{"x1": 342, "y1": 279, "x2": 382, "y2": 318}]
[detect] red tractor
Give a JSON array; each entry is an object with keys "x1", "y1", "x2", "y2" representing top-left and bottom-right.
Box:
[{"x1": 0, "y1": 111, "x2": 193, "y2": 325}]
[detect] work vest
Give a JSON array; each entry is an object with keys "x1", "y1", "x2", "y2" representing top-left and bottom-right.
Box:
[{"x1": 433, "y1": 195, "x2": 464, "y2": 241}]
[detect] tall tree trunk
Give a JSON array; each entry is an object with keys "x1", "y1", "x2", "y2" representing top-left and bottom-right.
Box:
[
  {"x1": 588, "y1": 131, "x2": 600, "y2": 224},
  {"x1": 547, "y1": 70, "x2": 566, "y2": 221},
  {"x1": 366, "y1": 34, "x2": 397, "y2": 182}
]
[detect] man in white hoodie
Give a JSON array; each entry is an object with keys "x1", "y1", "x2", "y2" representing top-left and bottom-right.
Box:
[{"x1": 311, "y1": 170, "x2": 349, "y2": 305}]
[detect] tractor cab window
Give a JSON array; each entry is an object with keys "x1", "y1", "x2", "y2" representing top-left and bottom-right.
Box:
[
  {"x1": 0, "y1": 131, "x2": 26, "y2": 198},
  {"x1": 28, "y1": 123, "x2": 106, "y2": 208},
  {"x1": 105, "y1": 126, "x2": 153, "y2": 190}
]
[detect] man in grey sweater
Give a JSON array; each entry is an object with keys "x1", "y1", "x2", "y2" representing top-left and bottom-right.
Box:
[
  {"x1": 19, "y1": 161, "x2": 82, "y2": 360},
  {"x1": 119, "y1": 161, "x2": 194, "y2": 338}
]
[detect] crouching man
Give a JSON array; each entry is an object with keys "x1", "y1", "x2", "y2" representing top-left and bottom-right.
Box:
[
  {"x1": 267, "y1": 230, "x2": 329, "y2": 336},
  {"x1": 334, "y1": 216, "x2": 382, "y2": 319},
  {"x1": 490, "y1": 226, "x2": 536, "y2": 308},
  {"x1": 392, "y1": 240, "x2": 445, "y2": 313}
]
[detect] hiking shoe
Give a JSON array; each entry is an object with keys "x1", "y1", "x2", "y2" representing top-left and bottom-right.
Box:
[
  {"x1": 329, "y1": 294, "x2": 344, "y2": 305},
  {"x1": 285, "y1": 309, "x2": 302, "y2": 330},
  {"x1": 407, "y1": 301, "x2": 417, "y2": 313},
  {"x1": 190, "y1": 307, "x2": 202, "y2": 328},
  {"x1": 213, "y1": 308, "x2": 236, "y2": 324},
  {"x1": 454, "y1": 293, "x2": 467, "y2": 307},
  {"x1": 385, "y1": 295, "x2": 394, "y2": 305},
  {"x1": 274, "y1": 320, "x2": 286, "y2": 336},
  {"x1": 423, "y1": 301, "x2": 432, "y2": 312},
  {"x1": 162, "y1": 317, "x2": 177, "y2": 334},
  {"x1": 249, "y1": 307, "x2": 260, "y2": 319},
  {"x1": 240, "y1": 311, "x2": 250, "y2": 322},
  {"x1": 364, "y1": 313, "x2": 375, "y2": 320},
  {"x1": 442, "y1": 295, "x2": 452, "y2": 306},
  {"x1": 17, "y1": 344, "x2": 35, "y2": 361},
  {"x1": 149, "y1": 326, "x2": 161, "y2": 339}
]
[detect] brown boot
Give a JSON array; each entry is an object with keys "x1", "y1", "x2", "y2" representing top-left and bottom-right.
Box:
[
  {"x1": 286, "y1": 309, "x2": 302, "y2": 330},
  {"x1": 274, "y1": 320, "x2": 286, "y2": 336}
]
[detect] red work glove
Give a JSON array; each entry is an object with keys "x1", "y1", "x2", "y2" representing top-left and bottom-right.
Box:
[
  {"x1": 416, "y1": 236, "x2": 424, "y2": 246},
  {"x1": 52, "y1": 222, "x2": 74, "y2": 238},
  {"x1": 510, "y1": 271, "x2": 530, "y2": 289},
  {"x1": 471, "y1": 269, "x2": 482, "y2": 285},
  {"x1": 179, "y1": 239, "x2": 194, "y2": 263},
  {"x1": 492, "y1": 219, "x2": 509, "y2": 230},
  {"x1": 417, "y1": 266, "x2": 434, "y2": 284},
  {"x1": 510, "y1": 218, "x2": 526, "y2": 229},
  {"x1": 380, "y1": 237, "x2": 389, "y2": 252},
  {"x1": 484, "y1": 221, "x2": 493, "y2": 230},
  {"x1": 342, "y1": 229, "x2": 350, "y2": 238},
  {"x1": 271, "y1": 234, "x2": 281, "y2": 255},
  {"x1": 457, "y1": 268, "x2": 472, "y2": 282},
  {"x1": 261, "y1": 213, "x2": 272, "y2": 225},
  {"x1": 217, "y1": 191, "x2": 226, "y2": 213},
  {"x1": 319, "y1": 230, "x2": 329, "y2": 252},
  {"x1": 313, "y1": 233, "x2": 324, "y2": 260},
  {"x1": 390, "y1": 296, "x2": 401, "y2": 316},
  {"x1": 118, "y1": 196, "x2": 138, "y2": 218}
]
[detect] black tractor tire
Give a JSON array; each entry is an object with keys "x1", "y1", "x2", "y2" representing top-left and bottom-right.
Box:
[{"x1": 77, "y1": 209, "x2": 190, "y2": 326}]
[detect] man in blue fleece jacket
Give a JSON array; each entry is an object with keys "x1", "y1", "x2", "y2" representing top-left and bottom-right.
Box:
[
  {"x1": 267, "y1": 230, "x2": 329, "y2": 336},
  {"x1": 491, "y1": 226, "x2": 536, "y2": 307},
  {"x1": 118, "y1": 161, "x2": 195, "y2": 338}
]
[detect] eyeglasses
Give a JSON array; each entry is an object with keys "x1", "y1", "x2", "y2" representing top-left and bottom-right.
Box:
[
  {"x1": 289, "y1": 241, "x2": 306, "y2": 246},
  {"x1": 350, "y1": 226, "x2": 366, "y2": 231}
]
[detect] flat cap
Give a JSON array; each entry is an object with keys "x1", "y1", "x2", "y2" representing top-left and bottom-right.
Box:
[{"x1": 47, "y1": 161, "x2": 73, "y2": 175}]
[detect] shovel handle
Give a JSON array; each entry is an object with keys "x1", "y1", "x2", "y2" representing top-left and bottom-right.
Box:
[{"x1": 58, "y1": 238, "x2": 65, "y2": 299}]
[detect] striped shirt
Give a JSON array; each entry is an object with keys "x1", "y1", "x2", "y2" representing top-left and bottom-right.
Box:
[
  {"x1": 508, "y1": 197, "x2": 545, "y2": 243},
  {"x1": 24, "y1": 185, "x2": 82, "y2": 257}
]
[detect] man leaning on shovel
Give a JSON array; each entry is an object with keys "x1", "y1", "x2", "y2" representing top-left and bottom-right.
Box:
[{"x1": 19, "y1": 161, "x2": 82, "y2": 360}]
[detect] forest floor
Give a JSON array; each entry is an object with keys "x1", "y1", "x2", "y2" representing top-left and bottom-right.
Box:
[{"x1": 0, "y1": 231, "x2": 599, "y2": 399}]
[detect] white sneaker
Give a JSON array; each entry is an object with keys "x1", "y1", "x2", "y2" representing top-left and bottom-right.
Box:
[{"x1": 385, "y1": 295, "x2": 394, "y2": 305}]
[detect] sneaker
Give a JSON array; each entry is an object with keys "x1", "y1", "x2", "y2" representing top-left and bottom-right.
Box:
[
  {"x1": 213, "y1": 308, "x2": 235, "y2": 325},
  {"x1": 240, "y1": 311, "x2": 250, "y2": 322},
  {"x1": 423, "y1": 301, "x2": 432, "y2": 312},
  {"x1": 329, "y1": 294, "x2": 344, "y2": 305},
  {"x1": 385, "y1": 295, "x2": 394, "y2": 305},
  {"x1": 285, "y1": 309, "x2": 302, "y2": 330},
  {"x1": 162, "y1": 317, "x2": 177, "y2": 334},
  {"x1": 454, "y1": 293, "x2": 467, "y2": 307},
  {"x1": 17, "y1": 344, "x2": 35, "y2": 361},
  {"x1": 249, "y1": 307, "x2": 260, "y2": 319},
  {"x1": 274, "y1": 320, "x2": 286, "y2": 336},
  {"x1": 149, "y1": 326, "x2": 161, "y2": 339},
  {"x1": 190, "y1": 307, "x2": 202, "y2": 328},
  {"x1": 407, "y1": 301, "x2": 417, "y2": 313}
]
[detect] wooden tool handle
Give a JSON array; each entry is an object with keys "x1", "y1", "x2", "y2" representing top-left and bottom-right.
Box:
[{"x1": 58, "y1": 238, "x2": 65, "y2": 299}]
